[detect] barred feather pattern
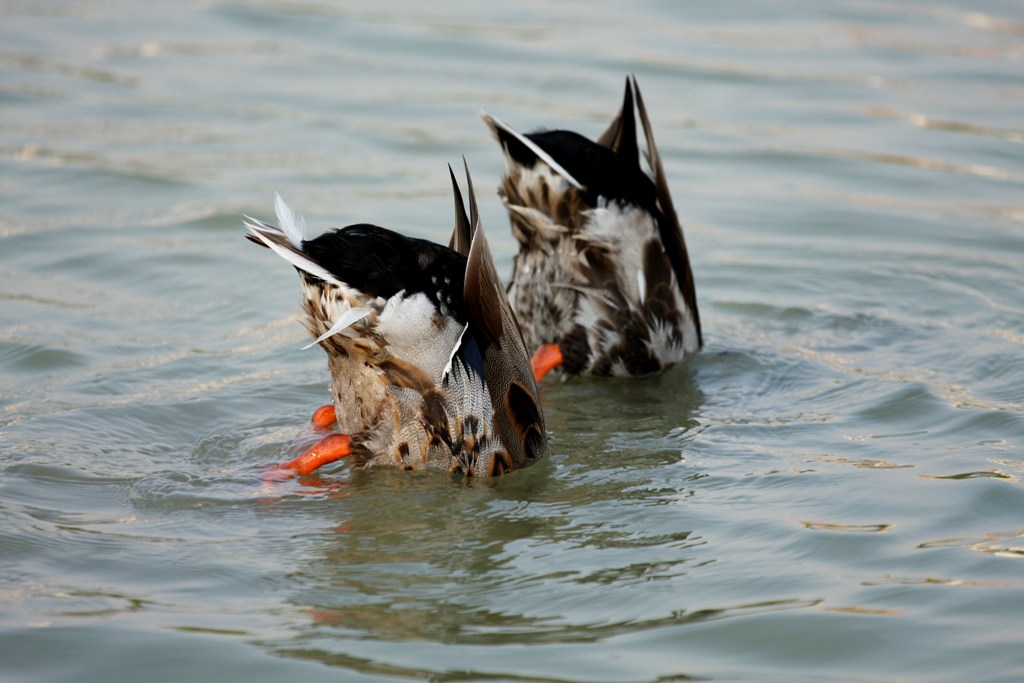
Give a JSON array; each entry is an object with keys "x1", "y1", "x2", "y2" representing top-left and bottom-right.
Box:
[
  {"x1": 344, "y1": 352, "x2": 514, "y2": 476},
  {"x1": 297, "y1": 276, "x2": 503, "y2": 474}
]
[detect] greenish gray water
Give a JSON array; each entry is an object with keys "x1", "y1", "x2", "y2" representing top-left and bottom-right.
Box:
[{"x1": 2, "y1": 1, "x2": 1023, "y2": 681}]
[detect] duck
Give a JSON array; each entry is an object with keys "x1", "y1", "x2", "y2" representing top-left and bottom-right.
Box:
[
  {"x1": 243, "y1": 164, "x2": 546, "y2": 479},
  {"x1": 482, "y1": 75, "x2": 702, "y2": 381}
]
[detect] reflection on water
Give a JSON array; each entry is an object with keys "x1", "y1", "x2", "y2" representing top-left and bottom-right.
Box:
[{"x1": 2, "y1": 0, "x2": 1024, "y2": 681}]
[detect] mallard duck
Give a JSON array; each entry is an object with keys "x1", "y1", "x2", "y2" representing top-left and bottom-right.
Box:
[
  {"x1": 244, "y1": 165, "x2": 546, "y2": 479},
  {"x1": 482, "y1": 75, "x2": 702, "y2": 380}
]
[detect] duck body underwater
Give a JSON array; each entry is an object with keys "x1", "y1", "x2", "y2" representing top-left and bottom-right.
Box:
[
  {"x1": 245, "y1": 166, "x2": 546, "y2": 479},
  {"x1": 483, "y1": 76, "x2": 702, "y2": 380}
]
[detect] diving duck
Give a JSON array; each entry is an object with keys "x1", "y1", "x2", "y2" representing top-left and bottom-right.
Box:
[
  {"x1": 244, "y1": 165, "x2": 546, "y2": 479},
  {"x1": 482, "y1": 75, "x2": 702, "y2": 381}
]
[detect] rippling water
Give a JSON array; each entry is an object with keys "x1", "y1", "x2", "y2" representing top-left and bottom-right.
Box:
[{"x1": 2, "y1": 1, "x2": 1023, "y2": 681}]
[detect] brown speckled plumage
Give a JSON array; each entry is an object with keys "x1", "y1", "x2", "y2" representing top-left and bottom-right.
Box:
[
  {"x1": 484, "y1": 76, "x2": 702, "y2": 377},
  {"x1": 245, "y1": 166, "x2": 546, "y2": 476}
]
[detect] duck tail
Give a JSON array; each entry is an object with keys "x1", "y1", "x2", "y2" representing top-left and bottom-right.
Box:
[
  {"x1": 243, "y1": 194, "x2": 343, "y2": 286},
  {"x1": 479, "y1": 110, "x2": 583, "y2": 190}
]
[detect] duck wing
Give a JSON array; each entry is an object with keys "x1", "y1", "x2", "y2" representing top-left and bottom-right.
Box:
[
  {"x1": 448, "y1": 161, "x2": 474, "y2": 256},
  {"x1": 457, "y1": 168, "x2": 547, "y2": 471},
  {"x1": 596, "y1": 75, "x2": 639, "y2": 163},
  {"x1": 630, "y1": 76, "x2": 703, "y2": 347}
]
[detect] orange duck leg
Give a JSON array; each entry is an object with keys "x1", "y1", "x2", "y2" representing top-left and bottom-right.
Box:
[
  {"x1": 264, "y1": 434, "x2": 351, "y2": 481},
  {"x1": 530, "y1": 343, "x2": 563, "y2": 383},
  {"x1": 310, "y1": 404, "x2": 337, "y2": 431}
]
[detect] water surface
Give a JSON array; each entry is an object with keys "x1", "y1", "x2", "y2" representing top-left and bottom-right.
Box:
[{"x1": 2, "y1": 1, "x2": 1023, "y2": 681}]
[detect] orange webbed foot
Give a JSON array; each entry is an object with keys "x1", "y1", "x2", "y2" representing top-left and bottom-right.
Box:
[
  {"x1": 263, "y1": 433, "x2": 351, "y2": 482},
  {"x1": 310, "y1": 404, "x2": 337, "y2": 431},
  {"x1": 530, "y1": 343, "x2": 563, "y2": 383}
]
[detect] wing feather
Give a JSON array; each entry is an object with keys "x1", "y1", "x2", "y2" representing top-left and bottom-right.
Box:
[
  {"x1": 632, "y1": 77, "x2": 703, "y2": 347},
  {"x1": 462, "y1": 167, "x2": 546, "y2": 467},
  {"x1": 596, "y1": 76, "x2": 639, "y2": 164}
]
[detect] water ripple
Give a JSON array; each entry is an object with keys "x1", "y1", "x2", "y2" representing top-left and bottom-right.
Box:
[
  {"x1": 2, "y1": 0, "x2": 1023, "y2": 680},
  {"x1": 918, "y1": 530, "x2": 1024, "y2": 559}
]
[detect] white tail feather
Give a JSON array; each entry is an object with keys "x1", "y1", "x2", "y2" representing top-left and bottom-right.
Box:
[
  {"x1": 302, "y1": 306, "x2": 372, "y2": 349},
  {"x1": 480, "y1": 110, "x2": 584, "y2": 190},
  {"x1": 243, "y1": 214, "x2": 344, "y2": 287},
  {"x1": 274, "y1": 192, "x2": 307, "y2": 246}
]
